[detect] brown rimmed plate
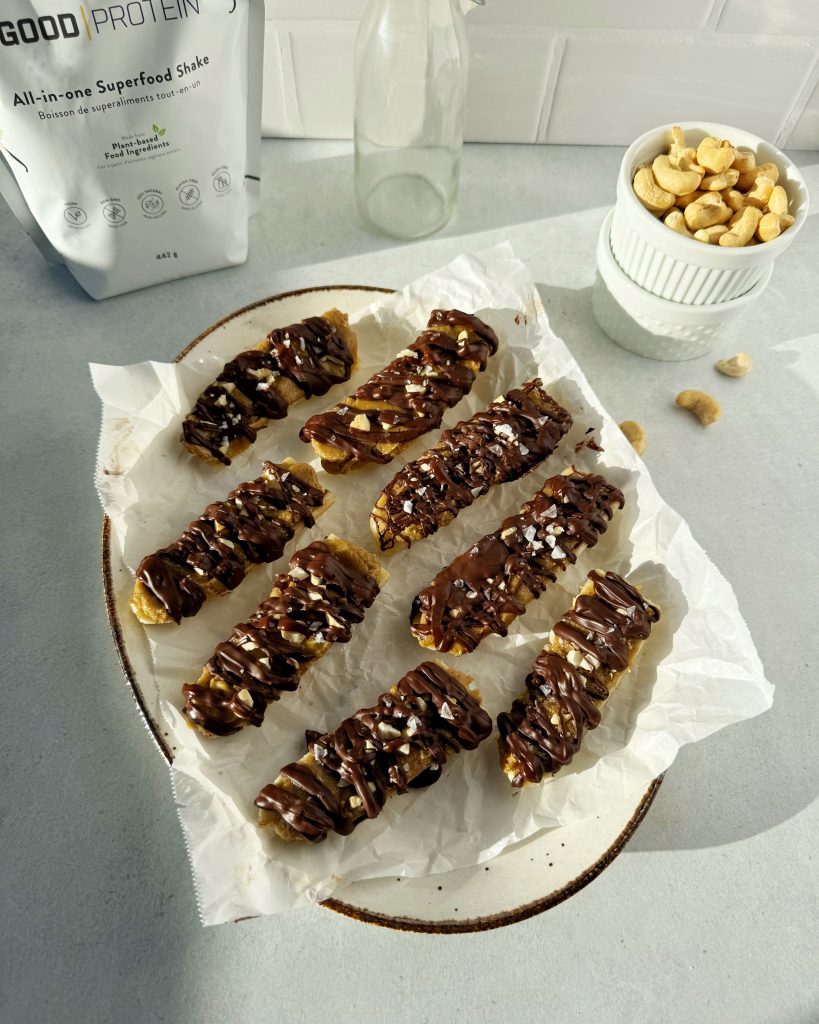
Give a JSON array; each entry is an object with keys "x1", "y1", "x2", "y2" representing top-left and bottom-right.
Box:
[{"x1": 101, "y1": 284, "x2": 662, "y2": 933}]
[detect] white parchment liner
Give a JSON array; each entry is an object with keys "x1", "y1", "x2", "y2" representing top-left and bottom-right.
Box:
[{"x1": 92, "y1": 243, "x2": 773, "y2": 925}]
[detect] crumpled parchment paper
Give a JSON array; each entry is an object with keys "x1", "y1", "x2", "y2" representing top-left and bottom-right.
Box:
[{"x1": 92, "y1": 242, "x2": 773, "y2": 925}]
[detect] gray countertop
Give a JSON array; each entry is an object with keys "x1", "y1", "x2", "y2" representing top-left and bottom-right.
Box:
[{"x1": 1, "y1": 140, "x2": 817, "y2": 1024}]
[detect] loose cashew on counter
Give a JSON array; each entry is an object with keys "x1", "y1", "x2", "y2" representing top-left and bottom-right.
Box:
[
  {"x1": 675, "y1": 390, "x2": 721, "y2": 426},
  {"x1": 715, "y1": 352, "x2": 753, "y2": 378}
]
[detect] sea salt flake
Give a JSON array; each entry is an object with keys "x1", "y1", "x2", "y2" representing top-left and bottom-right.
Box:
[
  {"x1": 552, "y1": 544, "x2": 566, "y2": 559},
  {"x1": 402, "y1": 500, "x2": 413, "y2": 513},
  {"x1": 439, "y1": 702, "x2": 454, "y2": 720}
]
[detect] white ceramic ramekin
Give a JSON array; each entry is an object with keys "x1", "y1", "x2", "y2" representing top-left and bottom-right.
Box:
[
  {"x1": 594, "y1": 209, "x2": 773, "y2": 361},
  {"x1": 612, "y1": 121, "x2": 809, "y2": 305}
]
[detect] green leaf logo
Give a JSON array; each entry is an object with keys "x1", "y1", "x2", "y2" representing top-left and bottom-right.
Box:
[
  {"x1": 158, "y1": 128, "x2": 166, "y2": 136},
  {"x1": 152, "y1": 123, "x2": 159, "y2": 133}
]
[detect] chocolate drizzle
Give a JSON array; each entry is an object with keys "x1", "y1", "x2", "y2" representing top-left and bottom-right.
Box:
[
  {"x1": 373, "y1": 380, "x2": 572, "y2": 549},
  {"x1": 182, "y1": 540, "x2": 381, "y2": 736},
  {"x1": 255, "y1": 662, "x2": 492, "y2": 842},
  {"x1": 410, "y1": 471, "x2": 625, "y2": 654},
  {"x1": 497, "y1": 571, "x2": 659, "y2": 787},
  {"x1": 136, "y1": 462, "x2": 325, "y2": 623},
  {"x1": 182, "y1": 316, "x2": 354, "y2": 464},
  {"x1": 300, "y1": 309, "x2": 498, "y2": 473}
]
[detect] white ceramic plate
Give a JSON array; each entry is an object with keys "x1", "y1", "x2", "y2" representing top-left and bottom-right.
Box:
[{"x1": 102, "y1": 285, "x2": 662, "y2": 933}]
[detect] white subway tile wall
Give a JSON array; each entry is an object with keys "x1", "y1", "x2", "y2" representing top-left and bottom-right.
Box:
[
  {"x1": 547, "y1": 35, "x2": 817, "y2": 145},
  {"x1": 262, "y1": 2, "x2": 819, "y2": 148},
  {"x1": 716, "y1": 0, "x2": 819, "y2": 37},
  {"x1": 465, "y1": 30, "x2": 554, "y2": 144}
]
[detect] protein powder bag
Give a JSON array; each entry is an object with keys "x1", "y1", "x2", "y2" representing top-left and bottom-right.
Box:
[{"x1": 0, "y1": 0, "x2": 264, "y2": 299}]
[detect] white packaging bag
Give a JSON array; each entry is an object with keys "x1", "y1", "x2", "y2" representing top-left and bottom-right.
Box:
[{"x1": 0, "y1": 0, "x2": 264, "y2": 299}]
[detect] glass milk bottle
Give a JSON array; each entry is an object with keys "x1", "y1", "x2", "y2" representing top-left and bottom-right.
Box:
[{"x1": 354, "y1": 0, "x2": 482, "y2": 240}]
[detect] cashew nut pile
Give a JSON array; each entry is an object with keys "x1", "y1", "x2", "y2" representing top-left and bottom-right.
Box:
[{"x1": 632, "y1": 127, "x2": 795, "y2": 247}]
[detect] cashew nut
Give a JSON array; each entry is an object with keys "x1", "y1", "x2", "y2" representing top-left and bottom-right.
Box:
[
  {"x1": 668, "y1": 128, "x2": 700, "y2": 169},
  {"x1": 757, "y1": 212, "x2": 782, "y2": 243},
  {"x1": 684, "y1": 193, "x2": 732, "y2": 231},
  {"x1": 676, "y1": 189, "x2": 704, "y2": 208},
  {"x1": 737, "y1": 161, "x2": 779, "y2": 192},
  {"x1": 676, "y1": 390, "x2": 721, "y2": 426},
  {"x1": 715, "y1": 352, "x2": 753, "y2": 378},
  {"x1": 722, "y1": 188, "x2": 748, "y2": 212},
  {"x1": 700, "y1": 169, "x2": 740, "y2": 191},
  {"x1": 669, "y1": 148, "x2": 703, "y2": 174},
  {"x1": 633, "y1": 166, "x2": 676, "y2": 212},
  {"x1": 757, "y1": 211, "x2": 793, "y2": 240},
  {"x1": 652, "y1": 154, "x2": 703, "y2": 196},
  {"x1": 696, "y1": 137, "x2": 735, "y2": 174},
  {"x1": 719, "y1": 206, "x2": 763, "y2": 246},
  {"x1": 746, "y1": 174, "x2": 775, "y2": 208},
  {"x1": 767, "y1": 184, "x2": 789, "y2": 217},
  {"x1": 664, "y1": 208, "x2": 694, "y2": 238},
  {"x1": 619, "y1": 420, "x2": 647, "y2": 456},
  {"x1": 693, "y1": 224, "x2": 730, "y2": 244},
  {"x1": 731, "y1": 148, "x2": 755, "y2": 174}
]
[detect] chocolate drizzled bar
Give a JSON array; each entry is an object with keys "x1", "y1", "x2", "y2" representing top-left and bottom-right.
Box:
[
  {"x1": 255, "y1": 661, "x2": 492, "y2": 842},
  {"x1": 410, "y1": 469, "x2": 625, "y2": 655},
  {"x1": 131, "y1": 459, "x2": 331, "y2": 625},
  {"x1": 182, "y1": 537, "x2": 387, "y2": 736},
  {"x1": 299, "y1": 309, "x2": 499, "y2": 474},
  {"x1": 182, "y1": 309, "x2": 357, "y2": 466},
  {"x1": 498, "y1": 571, "x2": 659, "y2": 787},
  {"x1": 370, "y1": 379, "x2": 572, "y2": 551}
]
